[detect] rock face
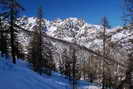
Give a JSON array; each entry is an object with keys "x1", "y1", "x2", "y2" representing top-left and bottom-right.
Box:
[
  {"x1": 18, "y1": 17, "x2": 104, "y2": 48},
  {"x1": 17, "y1": 16, "x2": 132, "y2": 50},
  {"x1": 17, "y1": 16, "x2": 132, "y2": 68}
]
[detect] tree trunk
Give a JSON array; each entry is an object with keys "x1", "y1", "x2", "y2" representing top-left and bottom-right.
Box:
[{"x1": 10, "y1": 6, "x2": 16, "y2": 64}]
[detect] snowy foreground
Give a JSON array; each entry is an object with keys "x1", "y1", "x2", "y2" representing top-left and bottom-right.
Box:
[{"x1": 0, "y1": 57, "x2": 100, "y2": 89}]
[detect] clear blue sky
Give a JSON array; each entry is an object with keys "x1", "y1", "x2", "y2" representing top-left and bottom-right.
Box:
[{"x1": 19, "y1": 0, "x2": 123, "y2": 27}]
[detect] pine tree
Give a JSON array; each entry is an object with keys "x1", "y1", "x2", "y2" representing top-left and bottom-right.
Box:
[
  {"x1": 29, "y1": 28, "x2": 40, "y2": 72},
  {"x1": 72, "y1": 48, "x2": 76, "y2": 89},
  {"x1": 28, "y1": 6, "x2": 55, "y2": 75},
  {"x1": 28, "y1": 6, "x2": 44, "y2": 74},
  {"x1": 124, "y1": 0, "x2": 133, "y2": 24},
  {"x1": 101, "y1": 16, "x2": 111, "y2": 89},
  {"x1": 101, "y1": 16, "x2": 111, "y2": 29},
  {"x1": 118, "y1": 0, "x2": 133, "y2": 88},
  {"x1": 0, "y1": 0, "x2": 24, "y2": 63},
  {"x1": 69, "y1": 46, "x2": 79, "y2": 89},
  {"x1": 10, "y1": 0, "x2": 17, "y2": 64},
  {"x1": 0, "y1": 17, "x2": 8, "y2": 57}
]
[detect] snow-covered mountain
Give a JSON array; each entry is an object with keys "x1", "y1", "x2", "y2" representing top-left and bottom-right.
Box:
[
  {"x1": 18, "y1": 17, "x2": 103, "y2": 48},
  {"x1": 18, "y1": 16, "x2": 132, "y2": 51},
  {"x1": 17, "y1": 16, "x2": 133, "y2": 68}
]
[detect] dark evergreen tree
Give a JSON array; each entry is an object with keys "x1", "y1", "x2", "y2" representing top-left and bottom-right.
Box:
[
  {"x1": 70, "y1": 46, "x2": 78, "y2": 89},
  {"x1": 101, "y1": 16, "x2": 111, "y2": 29},
  {"x1": 10, "y1": 0, "x2": 18, "y2": 64},
  {"x1": 72, "y1": 49, "x2": 77, "y2": 89},
  {"x1": 0, "y1": 0, "x2": 24, "y2": 63},
  {"x1": 28, "y1": 6, "x2": 44, "y2": 74},
  {"x1": 28, "y1": 6, "x2": 55, "y2": 75},
  {"x1": 28, "y1": 28, "x2": 41, "y2": 72},
  {"x1": 117, "y1": 0, "x2": 133, "y2": 89},
  {"x1": 0, "y1": 17, "x2": 8, "y2": 57},
  {"x1": 101, "y1": 16, "x2": 110, "y2": 89},
  {"x1": 124, "y1": 0, "x2": 133, "y2": 24}
]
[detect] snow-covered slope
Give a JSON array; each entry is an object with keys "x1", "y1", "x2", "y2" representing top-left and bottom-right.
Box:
[{"x1": 0, "y1": 56, "x2": 100, "y2": 89}]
